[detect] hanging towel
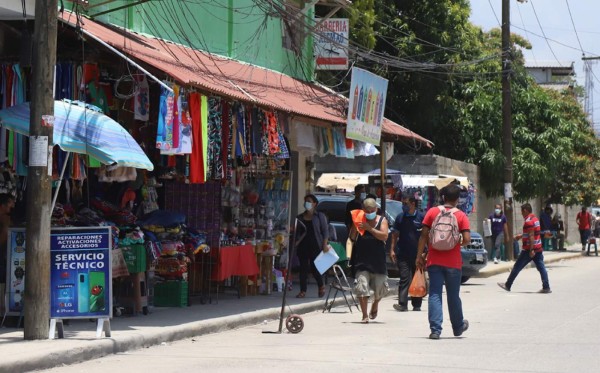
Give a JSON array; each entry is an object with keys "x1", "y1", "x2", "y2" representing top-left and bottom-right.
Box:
[
  {"x1": 294, "y1": 123, "x2": 317, "y2": 154},
  {"x1": 188, "y1": 92, "x2": 204, "y2": 184},
  {"x1": 156, "y1": 85, "x2": 174, "y2": 150},
  {"x1": 201, "y1": 95, "x2": 208, "y2": 182}
]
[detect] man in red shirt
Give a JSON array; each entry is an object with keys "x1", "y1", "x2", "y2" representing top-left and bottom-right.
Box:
[
  {"x1": 416, "y1": 184, "x2": 470, "y2": 340},
  {"x1": 498, "y1": 203, "x2": 551, "y2": 293},
  {"x1": 576, "y1": 206, "x2": 592, "y2": 251}
]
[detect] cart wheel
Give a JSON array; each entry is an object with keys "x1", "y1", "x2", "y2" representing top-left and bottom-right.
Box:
[{"x1": 285, "y1": 314, "x2": 304, "y2": 334}]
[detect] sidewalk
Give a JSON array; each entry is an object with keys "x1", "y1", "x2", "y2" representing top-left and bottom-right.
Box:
[{"x1": 0, "y1": 246, "x2": 587, "y2": 372}]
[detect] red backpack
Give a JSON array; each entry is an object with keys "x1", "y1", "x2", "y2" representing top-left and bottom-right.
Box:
[{"x1": 429, "y1": 206, "x2": 461, "y2": 251}]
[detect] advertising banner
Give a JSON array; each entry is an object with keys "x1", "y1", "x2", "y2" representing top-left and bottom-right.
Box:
[
  {"x1": 7, "y1": 229, "x2": 26, "y2": 314},
  {"x1": 314, "y1": 18, "x2": 349, "y2": 70},
  {"x1": 50, "y1": 227, "x2": 112, "y2": 319},
  {"x1": 346, "y1": 67, "x2": 389, "y2": 146}
]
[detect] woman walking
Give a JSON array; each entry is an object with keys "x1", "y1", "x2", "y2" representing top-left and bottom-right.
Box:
[
  {"x1": 349, "y1": 198, "x2": 389, "y2": 323},
  {"x1": 295, "y1": 194, "x2": 330, "y2": 298}
]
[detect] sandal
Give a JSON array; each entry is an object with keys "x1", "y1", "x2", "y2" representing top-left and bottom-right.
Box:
[
  {"x1": 369, "y1": 309, "x2": 378, "y2": 320},
  {"x1": 361, "y1": 317, "x2": 369, "y2": 324},
  {"x1": 295, "y1": 291, "x2": 306, "y2": 298},
  {"x1": 318, "y1": 286, "x2": 326, "y2": 298}
]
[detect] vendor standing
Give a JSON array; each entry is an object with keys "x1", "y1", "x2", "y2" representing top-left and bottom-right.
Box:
[{"x1": 295, "y1": 194, "x2": 329, "y2": 298}]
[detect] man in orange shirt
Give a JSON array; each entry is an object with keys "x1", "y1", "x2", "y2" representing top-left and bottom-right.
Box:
[
  {"x1": 416, "y1": 184, "x2": 470, "y2": 340},
  {"x1": 576, "y1": 206, "x2": 592, "y2": 251}
]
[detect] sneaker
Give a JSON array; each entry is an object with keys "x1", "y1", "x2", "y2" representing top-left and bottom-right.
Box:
[
  {"x1": 454, "y1": 319, "x2": 469, "y2": 337},
  {"x1": 497, "y1": 282, "x2": 511, "y2": 292},
  {"x1": 429, "y1": 333, "x2": 440, "y2": 340},
  {"x1": 494, "y1": 257, "x2": 499, "y2": 264},
  {"x1": 393, "y1": 304, "x2": 408, "y2": 312},
  {"x1": 413, "y1": 307, "x2": 421, "y2": 311},
  {"x1": 539, "y1": 288, "x2": 552, "y2": 294}
]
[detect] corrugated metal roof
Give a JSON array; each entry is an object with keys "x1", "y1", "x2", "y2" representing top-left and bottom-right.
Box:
[{"x1": 59, "y1": 11, "x2": 432, "y2": 148}]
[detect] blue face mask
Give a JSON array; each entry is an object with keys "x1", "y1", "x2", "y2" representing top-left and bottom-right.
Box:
[
  {"x1": 495, "y1": 209, "x2": 502, "y2": 215},
  {"x1": 304, "y1": 201, "x2": 313, "y2": 211},
  {"x1": 365, "y1": 211, "x2": 377, "y2": 220}
]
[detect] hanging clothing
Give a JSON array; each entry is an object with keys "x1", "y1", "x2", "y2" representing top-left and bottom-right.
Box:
[
  {"x1": 188, "y1": 93, "x2": 205, "y2": 184},
  {"x1": 208, "y1": 97, "x2": 223, "y2": 179},
  {"x1": 156, "y1": 85, "x2": 175, "y2": 150},
  {"x1": 134, "y1": 75, "x2": 150, "y2": 121},
  {"x1": 294, "y1": 123, "x2": 317, "y2": 154}
]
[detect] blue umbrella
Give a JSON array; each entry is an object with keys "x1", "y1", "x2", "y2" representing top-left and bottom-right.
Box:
[{"x1": 0, "y1": 100, "x2": 153, "y2": 171}]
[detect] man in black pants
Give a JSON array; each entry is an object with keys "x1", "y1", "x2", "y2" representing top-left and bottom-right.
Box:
[{"x1": 390, "y1": 197, "x2": 425, "y2": 311}]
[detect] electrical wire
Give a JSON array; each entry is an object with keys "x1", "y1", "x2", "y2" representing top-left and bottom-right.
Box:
[{"x1": 529, "y1": 0, "x2": 563, "y2": 66}]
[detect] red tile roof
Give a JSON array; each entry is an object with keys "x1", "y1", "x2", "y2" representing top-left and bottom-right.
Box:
[{"x1": 59, "y1": 11, "x2": 432, "y2": 148}]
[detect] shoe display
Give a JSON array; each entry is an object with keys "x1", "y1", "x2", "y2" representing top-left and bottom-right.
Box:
[
  {"x1": 454, "y1": 319, "x2": 469, "y2": 337},
  {"x1": 497, "y1": 282, "x2": 510, "y2": 292},
  {"x1": 429, "y1": 333, "x2": 440, "y2": 340},
  {"x1": 539, "y1": 288, "x2": 552, "y2": 294}
]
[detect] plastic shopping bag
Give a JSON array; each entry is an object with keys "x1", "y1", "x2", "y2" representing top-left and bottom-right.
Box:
[{"x1": 408, "y1": 268, "x2": 427, "y2": 298}]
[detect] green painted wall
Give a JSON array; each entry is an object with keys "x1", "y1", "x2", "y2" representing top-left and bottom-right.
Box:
[{"x1": 83, "y1": 0, "x2": 315, "y2": 81}]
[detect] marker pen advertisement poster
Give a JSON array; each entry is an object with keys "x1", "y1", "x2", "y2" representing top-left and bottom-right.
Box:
[
  {"x1": 50, "y1": 227, "x2": 112, "y2": 319},
  {"x1": 346, "y1": 67, "x2": 389, "y2": 146}
]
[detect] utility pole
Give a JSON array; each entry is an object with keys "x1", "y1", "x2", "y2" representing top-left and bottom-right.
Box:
[
  {"x1": 24, "y1": 0, "x2": 58, "y2": 340},
  {"x1": 501, "y1": 0, "x2": 515, "y2": 261},
  {"x1": 582, "y1": 56, "x2": 600, "y2": 135}
]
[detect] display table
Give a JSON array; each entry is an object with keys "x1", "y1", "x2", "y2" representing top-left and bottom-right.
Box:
[{"x1": 212, "y1": 245, "x2": 260, "y2": 281}]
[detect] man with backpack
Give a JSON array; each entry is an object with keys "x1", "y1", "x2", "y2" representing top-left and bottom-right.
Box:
[{"x1": 416, "y1": 184, "x2": 471, "y2": 340}]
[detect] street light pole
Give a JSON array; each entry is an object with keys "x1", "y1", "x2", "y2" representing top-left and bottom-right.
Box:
[
  {"x1": 24, "y1": 0, "x2": 58, "y2": 340},
  {"x1": 502, "y1": 0, "x2": 515, "y2": 261}
]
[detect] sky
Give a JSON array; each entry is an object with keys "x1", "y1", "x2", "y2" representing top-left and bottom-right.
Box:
[{"x1": 469, "y1": 0, "x2": 600, "y2": 129}]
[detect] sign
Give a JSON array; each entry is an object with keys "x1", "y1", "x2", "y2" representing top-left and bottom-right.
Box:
[
  {"x1": 6, "y1": 229, "x2": 26, "y2": 314},
  {"x1": 346, "y1": 67, "x2": 389, "y2": 145},
  {"x1": 29, "y1": 136, "x2": 49, "y2": 167},
  {"x1": 314, "y1": 18, "x2": 349, "y2": 70},
  {"x1": 41, "y1": 114, "x2": 55, "y2": 127},
  {"x1": 50, "y1": 227, "x2": 112, "y2": 319}
]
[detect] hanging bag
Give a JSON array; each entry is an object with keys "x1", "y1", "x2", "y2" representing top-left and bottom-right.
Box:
[
  {"x1": 429, "y1": 206, "x2": 461, "y2": 251},
  {"x1": 408, "y1": 268, "x2": 427, "y2": 298}
]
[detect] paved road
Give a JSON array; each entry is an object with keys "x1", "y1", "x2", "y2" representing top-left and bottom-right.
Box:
[{"x1": 38, "y1": 255, "x2": 600, "y2": 373}]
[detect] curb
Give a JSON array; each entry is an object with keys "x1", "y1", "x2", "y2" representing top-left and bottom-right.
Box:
[
  {"x1": 0, "y1": 291, "x2": 369, "y2": 372},
  {"x1": 473, "y1": 251, "x2": 584, "y2": 279}
]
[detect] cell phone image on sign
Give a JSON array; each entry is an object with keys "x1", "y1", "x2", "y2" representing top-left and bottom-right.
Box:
[
  {"x1": 77, "y1": 273, "x2": 89, "y2": 313},
  {"x1": 89, "y1": 271, "x2": 105, "y2": 312}
]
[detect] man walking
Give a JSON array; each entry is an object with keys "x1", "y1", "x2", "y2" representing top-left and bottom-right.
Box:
[
  {"x1": 416, "y1": 184, "x2": 470, "y2": 340},
  {"x1": 498, "y1": 203, "x2": 551, "y2": 294},
  {"x1": 390, "y1": 197, "x2": 425, "y2": 312},
  {"x1": 576, "y1": 206, "x2": 592, "y2": 251},
  {"x1": 489, "y1": 204, "x2": 508, "y2": 263}
]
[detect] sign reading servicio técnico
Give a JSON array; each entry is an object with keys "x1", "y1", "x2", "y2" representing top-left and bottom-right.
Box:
[{"x1": 50, "y1": 227, "x2": 112, "y2": 319}]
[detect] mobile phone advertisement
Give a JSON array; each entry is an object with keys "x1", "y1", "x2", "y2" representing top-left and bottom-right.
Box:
[{"x1": 50, "y1": 227, "x2": 112, "y2": 319}]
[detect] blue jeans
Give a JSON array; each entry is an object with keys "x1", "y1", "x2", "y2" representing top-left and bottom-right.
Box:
[
  {"x1": 505, "y1": 250, "x2": 550, "y2": 290},
  {"x1": 427, "y1": 265, "x2": 464, "y2": 336}
]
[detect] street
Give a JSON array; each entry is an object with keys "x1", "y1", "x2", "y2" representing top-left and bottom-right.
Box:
[{"x1": 38, "y1": 256, "x2": 600, "y2": 373}]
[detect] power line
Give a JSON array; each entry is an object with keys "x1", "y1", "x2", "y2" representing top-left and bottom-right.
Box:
[
  {"x1": 529, "y1": 0, "x2": 563, "y2": 66},
  {"x1": 515, "y1": 1, "x2": 536, "y2": 64},
  {"x1": 565, "y1": 0, "x2": 585, "y2": 56},
  {"x1": 487, "y1": 0, "x2": 501, "y2": 27}
]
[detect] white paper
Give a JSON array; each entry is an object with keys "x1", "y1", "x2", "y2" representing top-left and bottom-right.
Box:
[
  {"x1": 29, "y1": 136, "x2": 49, "y2": 167},
  {"x1": 314, "y1": 246, "x2": 340, "y2": 275}
]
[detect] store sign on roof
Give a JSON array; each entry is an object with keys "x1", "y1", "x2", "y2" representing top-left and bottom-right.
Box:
[{"x1": 314, "y1": 18, "x2": 349, "y2": 70}]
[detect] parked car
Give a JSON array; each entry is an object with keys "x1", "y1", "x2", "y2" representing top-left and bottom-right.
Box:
[{"x1": 315, "y1": 194, "x2": 487, "y2": 282}]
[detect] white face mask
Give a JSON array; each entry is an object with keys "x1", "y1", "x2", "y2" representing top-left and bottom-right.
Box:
[
  {"x1": 304, "y1": 201, "x2": 313, "y2": 211},
  {"x1": 360, "y1": 192, "x2": 367, "y2": 200}
]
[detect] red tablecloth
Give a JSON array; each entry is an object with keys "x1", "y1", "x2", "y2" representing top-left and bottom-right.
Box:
[{"x1": 212, "y1": 245, "x2": 260, "y2": 281}]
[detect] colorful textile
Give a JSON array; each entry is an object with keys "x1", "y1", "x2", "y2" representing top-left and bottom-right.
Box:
[
  {"x1": 221, "y1": 101, "x2": 231, "y2": 178},
  {"x1": 201, "y1": 95, "x2": 208, "y2": 181},
  {"x1": 156, "y1": 85, "x2": 174, "y2": 150},
  {"x1": 208, "y1": 97, "x2": 223, "y2": 179},
  {"x1": 188, "y1": 92, "x2": 204, "y2": 184}
]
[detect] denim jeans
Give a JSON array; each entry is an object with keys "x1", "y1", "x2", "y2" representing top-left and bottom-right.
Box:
[
  {"x1": 505, "y1": 250, "x2": 550, "y2": 290},
  {"x1": 427, "y1": 265, "x2": 464, "y2": 336},
  {"x1": 580, "y1": 229, "x2": 591, "y2": 246},
  {"x1": 397, "y1": 258, "x2": 422, "y2": 309}
]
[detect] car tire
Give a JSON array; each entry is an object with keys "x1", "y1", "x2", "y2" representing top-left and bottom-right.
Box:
[{"x1": 461, "y1": 276, "x2": 470, "y2": 284}]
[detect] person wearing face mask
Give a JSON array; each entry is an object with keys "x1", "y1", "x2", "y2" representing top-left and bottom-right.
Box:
[
  {"x1": 345, "y1": 184, "x2": 366, "y2": 230},
  {"x1": 348, "y1": 198, "x2": 389, "y2": 323},
  {"x1": 294, "y1": 194, "x2": 330, "y2": 298},
  {"x1": 489, "y1": 204, "x2": 508, "y2": 264}
]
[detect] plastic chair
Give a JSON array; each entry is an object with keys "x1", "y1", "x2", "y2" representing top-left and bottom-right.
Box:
[
  {"x1": 587, "y1": 237, "x2": 598, "y2": 256},
  {"x1": 323, "y1": 264, "x2": 359, "y2": 314}
]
